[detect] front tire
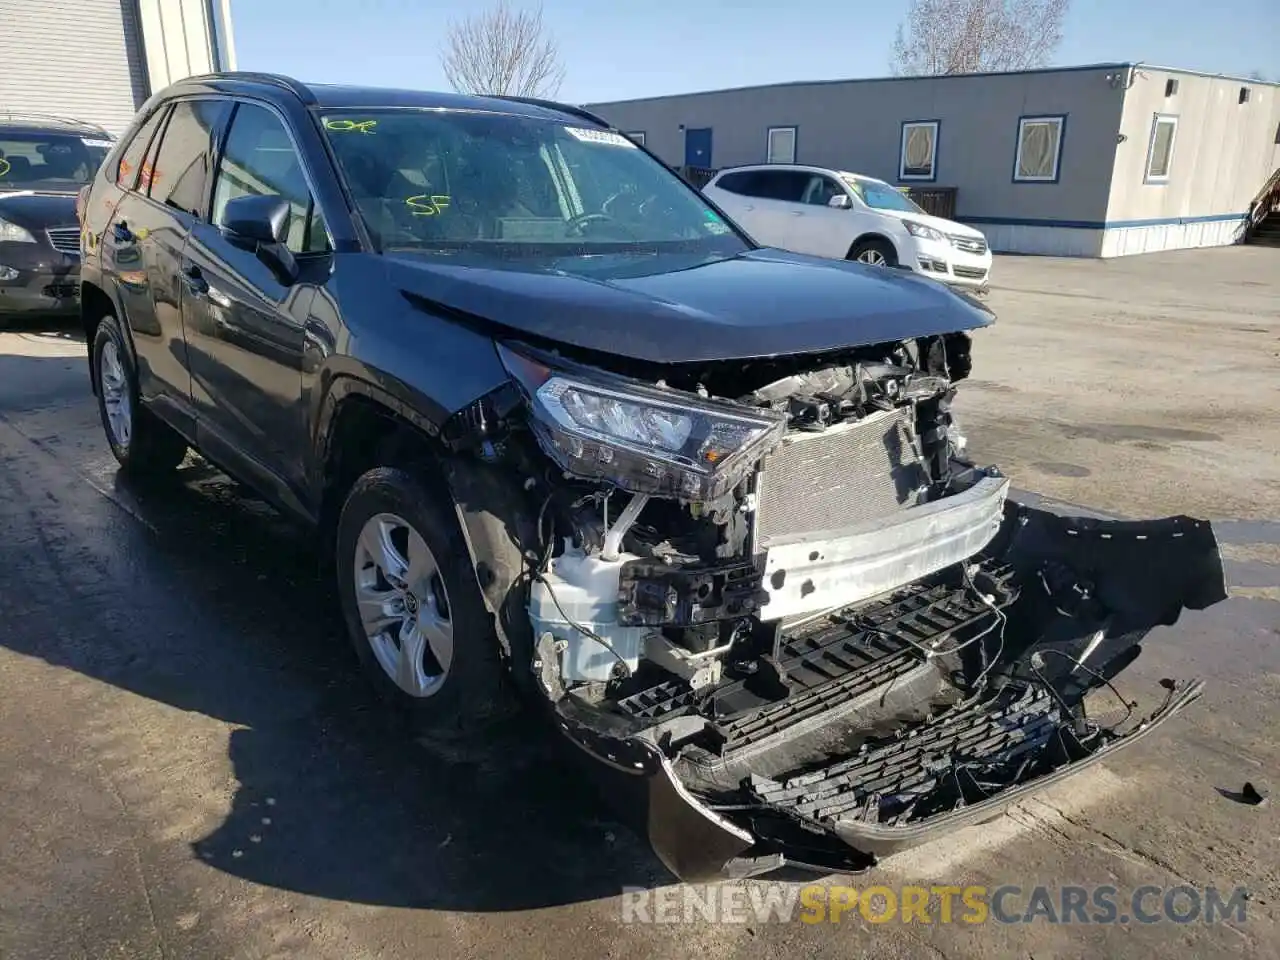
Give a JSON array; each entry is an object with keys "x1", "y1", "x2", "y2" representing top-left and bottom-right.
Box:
[
  {"x1": 92, "y1": 314, "x2": 187, "y2": 477},
  {"x1": 848, "y1": 238, "x2": 898, "y2": 267},
  {"x1": 335, "y1": 467, "x2": 510, "y2": 733}
]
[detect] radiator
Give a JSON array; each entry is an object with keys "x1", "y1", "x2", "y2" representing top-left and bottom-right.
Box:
[{"x1": 755, "y1": 406, "x2": 928, "y2": 543}]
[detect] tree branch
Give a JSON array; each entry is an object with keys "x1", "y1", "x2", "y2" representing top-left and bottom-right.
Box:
[
  {"x1": 891, "y1": 0, "x2": 1069, "y2": 76},
  {"x1": 441, "y1": 1, "x2": 566, "y2": 99}
]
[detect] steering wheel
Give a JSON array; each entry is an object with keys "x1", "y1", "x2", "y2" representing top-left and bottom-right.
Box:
[{"x1": 565, "y1": 212, "x2": 640, "y2": 239}]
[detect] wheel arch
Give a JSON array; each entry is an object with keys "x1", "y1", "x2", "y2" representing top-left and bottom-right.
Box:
[
  {"x1": 79, "y1": 280, "x2": 134, "y2": 393},
  {"x1": 315, "y1": 379, "x2": 538, "y2": 679},
  {"x1": 314, "y1": 379, "x2": 449, "y2": 540},
  {"x1": 846, "y1": 232, "x2": 901, "y2": 262}
]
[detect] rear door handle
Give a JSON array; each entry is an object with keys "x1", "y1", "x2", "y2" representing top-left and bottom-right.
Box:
[
  {"x1": 181, "y1": 262, "x2": 209, "y2": 297},
  {"x1": 112, "y1": 221, "x2": 135, "y2": 243},
  {"x1": 790, "y1": 211, "x2": 805, "y2": 217}
]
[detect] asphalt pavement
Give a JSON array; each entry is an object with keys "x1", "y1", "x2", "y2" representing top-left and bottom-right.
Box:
[{"x1": 1, "y1": 248, "x2": 1277, "y2": 959}]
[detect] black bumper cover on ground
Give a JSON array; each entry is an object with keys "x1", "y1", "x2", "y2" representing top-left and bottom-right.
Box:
[{"x1": 560, "y1": 499, "x2": 1227, "y2": 882}]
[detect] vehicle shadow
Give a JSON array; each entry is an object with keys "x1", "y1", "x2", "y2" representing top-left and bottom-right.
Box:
[
  {"x1": 0, "y1": 315, "x2": 85, "y2": 340},
  {"x1": 0, "y1": 360, "x2": 670, "y2": 911},
  {"x1": 123, "y1": 471, "x2": 671, "y2": 909}
]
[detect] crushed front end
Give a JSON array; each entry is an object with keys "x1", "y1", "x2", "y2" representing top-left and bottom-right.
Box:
[{"x1": 444, "y1": 332, "x2": 1227, "y2": 882}]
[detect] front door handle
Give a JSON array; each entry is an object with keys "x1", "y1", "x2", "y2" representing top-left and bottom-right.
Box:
[
  {"x1": 181, "y1": 262, "x2": 209, "y2": 297},
  {"x1": 112, "y1": 221, "x2": 135, "y2": 243},
  {"x1": 790, "y1": 211, "x2": 805, "y2": 216}
]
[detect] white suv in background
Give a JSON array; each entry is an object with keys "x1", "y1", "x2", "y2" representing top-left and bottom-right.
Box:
[{"x1": 703, "y1": 164, "x2": 992, "y2": 291}]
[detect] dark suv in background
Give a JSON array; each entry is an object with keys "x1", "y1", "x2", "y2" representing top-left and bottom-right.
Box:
[
  {"x1": 78, "y1": 73, "x2": 1226, "y2": 881},
  {"x1": 0, "y1": 113, "x2": 113, "y2": 324}
]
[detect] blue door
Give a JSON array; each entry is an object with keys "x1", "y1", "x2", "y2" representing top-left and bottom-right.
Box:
[{"x1": 684, "y1": 127, "x2": 713, "y2": 168}]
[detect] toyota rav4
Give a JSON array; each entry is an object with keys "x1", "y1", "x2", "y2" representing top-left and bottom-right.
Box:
[{"x1": 79, "y1": 73, "x2": 1227, "y2": 881}]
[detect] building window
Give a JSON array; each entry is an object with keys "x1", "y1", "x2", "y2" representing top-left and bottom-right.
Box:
[
  {"x1": 899, "y1": 120, "x2": 938, "y2": 181},
  {"x1": 766, "y1": 126, "x2": 797, "y2": 164},
  {"x1": 1013, "y1": 115, "x2": 1065, "y2": 182},
  {"x1": 626, "y1": 131, "x2": 645, "y2": 146},
  {"x1": 1144, "y1": 114, "x2": 1178, "y2": 183}
]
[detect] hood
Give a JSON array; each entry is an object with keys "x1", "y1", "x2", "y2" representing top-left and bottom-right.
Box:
[
  {"x1": 891, "y1": 209, "x2": 986, "y2": 240},
  {"x1": 388, "y1": 247, "x2": 994, "y2": 364},
  {"x1": 0, "y1": 191, "x2": 78, "y2": 229}
]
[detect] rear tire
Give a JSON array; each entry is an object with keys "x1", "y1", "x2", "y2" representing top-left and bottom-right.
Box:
[
  {"x1": 335, "y1": 466, "x2": 511, "y2": 734},
  {"x1": 92, "y1": 314, "x2": 187, "y2": 478},
  {"x1": 848, "y1": 238, "x2": 898, "y2": 267}
]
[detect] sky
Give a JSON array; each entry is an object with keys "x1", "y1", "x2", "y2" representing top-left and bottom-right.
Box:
[{"x1": 228, "y1": 0, "x2": 1279, "y2": 103}]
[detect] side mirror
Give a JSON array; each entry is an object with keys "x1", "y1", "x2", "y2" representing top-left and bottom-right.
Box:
[
  {"x1": 827, "y1": 194, "x2": 853, "y2": 210},
  {"x1": 219, "y1": 194, "x2": 297, "y2": 284}
]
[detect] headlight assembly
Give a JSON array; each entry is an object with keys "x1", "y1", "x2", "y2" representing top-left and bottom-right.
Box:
[
  {"x1": 499, "y1": 343, "x2": 785, "y2": 501},
  {"x1": 903, "y1": 220, "x2": 945, "y2": 242},
  {"x1": 0, "y1": 217, "x2": 37, "y2": 244}
]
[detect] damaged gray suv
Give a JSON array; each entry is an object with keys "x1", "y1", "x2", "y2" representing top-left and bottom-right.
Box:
[{"x1": 78, "y1": 73, "x2": 1227, "y2": 881}]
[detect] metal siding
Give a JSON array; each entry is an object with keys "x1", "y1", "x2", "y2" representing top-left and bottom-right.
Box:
[
  {"x1": 1108, "y1": 69, "x2": 1280, "y2": 227},
  {"x1": 0, "y1": 0, "x2": 148, "y2": 134},
  {"x1": 588, "y1": 67, "x2": 1124, "y2": 226},
  {"x1": 1099, "y1": 218, "x2": 1248, "y2": 257},
  {"x1": 136, "y1": 0, "x2": 220, "y2": 93}
]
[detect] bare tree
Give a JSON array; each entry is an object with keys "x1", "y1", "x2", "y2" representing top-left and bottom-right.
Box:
[
  {"x1": 891, "y1": 0, "x2": 1070, "y2": 76},
  {"x1": 441, "y1": 2, "x2": 565, "y2": 99}
]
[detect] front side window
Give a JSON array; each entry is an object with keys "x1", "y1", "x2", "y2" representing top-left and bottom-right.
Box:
[
  {"x1": 899, "y1": 121, "x2": 938, "y2": 181},
  {"x1": 1145, "y1": 115, "x2": 1178, "y2": 183},
  {"x1": 800, "y1": 174, "x2": 843, "y2": 206},
  {"x1": 148, "y1": 99, "x2": 230, "y2": 215},
  {"x1": 212, "y1": 102, "x2": 329, "y2": 253},
  {"x1": 320, "y1": 110, "x2": 747, "y2": 258},
  {"x1": 1014, "y1": 115, "x2": 1065, "y2": 182},
  {"x1": 766, "y1": 126, "x2": 797, "y2": 164},
  {"x1": 842, "y1": 175, "x2": 925, "y2": 215},
  {"x1": 0, "y1": 129, "x2": 113, "y2": 191}
]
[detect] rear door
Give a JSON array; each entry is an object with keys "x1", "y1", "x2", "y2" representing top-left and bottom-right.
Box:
[
  {"x1": 735, "y1": 170, "x2": 811, "y2": 251},
  {"x1": 705, "y1": 171, "x2": 765, "y2": 236},
  {"x1": 103, "y1": 98, "x2": 230, "y2": 430},
  {"x1": 181, "y1": 99, "x2": 329, "y2": 502}
]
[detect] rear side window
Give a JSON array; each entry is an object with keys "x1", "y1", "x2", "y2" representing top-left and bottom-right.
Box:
[
  {"x1": 750, "y1": 170, "x2": 809, "y2": 202},
  {"x1": 114, "y1": 107, "x2": 166, "y2": 189},
  {"x1": 714, "y1": 171, "x2": 756, "y2": 196},
  {"x1": 148, "y1": 99, "x2": 230, "y2": 216},
  {"x1": 714, "y1": 170, "x2": 810, "y2": 202},
  {"x1": 212, "y1": 102, "x2": 329, "y2": 253}
]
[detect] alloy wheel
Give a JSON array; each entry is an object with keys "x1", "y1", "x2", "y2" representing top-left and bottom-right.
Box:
[
  {"x1": 353, "y1": 512, "x2": 454, "y2": 698},
  {"x1": 99, "y1": 340, "x2": 133, "y2": 449},
  {"x1": 857, "y1": 248, "x2": 888, "y2": 266}
]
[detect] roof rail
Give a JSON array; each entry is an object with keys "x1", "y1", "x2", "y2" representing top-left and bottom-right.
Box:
[
  {"x1": 179, "y1": 71, "x2": 317, "y2": 106},
  {"x1": 0, "y1": 110, "x2": 111, "y2": 135},
  {"x1": 490, "y1": 95, "x2": 611, "y2": 128}
]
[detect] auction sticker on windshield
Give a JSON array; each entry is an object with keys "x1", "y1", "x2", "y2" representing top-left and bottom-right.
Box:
[{"x1": 564, "y1": 127, "x2": 636, "y2": 148}]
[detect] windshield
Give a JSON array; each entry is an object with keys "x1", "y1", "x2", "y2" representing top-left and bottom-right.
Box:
[
  {"x1": 0, "y1": 130, "x2": 112, "y2": 191},
  {"x1": 841, "y1": 175, "x2": 924, "y2": 215},
  {"x1": 319, "y1": 109, "x2": 746, "y2": 258}
]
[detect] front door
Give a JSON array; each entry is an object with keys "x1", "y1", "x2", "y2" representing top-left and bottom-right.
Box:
[
  {"x1": 181, "y1": 99, "x2": 329, "y2": 501},
  {"x1": 684, "y1": 127, "x2": 713, "y2": 169},
  {"x1": 792, "y1": 173, "x2": 855, "y2": 258}
]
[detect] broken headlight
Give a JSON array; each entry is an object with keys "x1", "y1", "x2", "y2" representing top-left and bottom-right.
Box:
[{"x1": 499, "y1": 343, "x2": 785, "y2": 500}]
